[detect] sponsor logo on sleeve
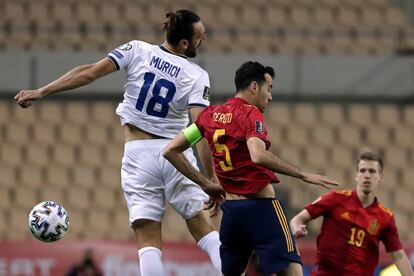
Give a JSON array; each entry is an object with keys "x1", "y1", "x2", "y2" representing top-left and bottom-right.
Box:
[
  {"x1": 255, "y1": 121, "x2": 264, "y2": 133},
  {"x1": 203, "y1": 86, "x2": 210, "y2": 101},
  {"x1": 111, "y1": 50, "x2": 124, "y2": 59},
  {"x1": 118, "y1": 43, "x2": 132, "y2": 51}
]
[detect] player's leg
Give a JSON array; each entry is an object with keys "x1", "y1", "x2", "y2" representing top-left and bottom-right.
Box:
[
  {"x1": 185, "y1": 209, "x2": 214, "y2": 240},
  {"x1": 277, "y1": 262, "x2": 303, "y2": 276},
  {"x1": 186, "y1": 210, "x2": 221, "y2": 273},
  {"x1": 169, "y1": 186, "x2": 222, "y2": 273},
  {"x1": 163, "y1": 147, "x2": 222, "y2": 273},
  {"x1": 219, "y1": 200, "x2": 253, "y2": 276},
  {"x1": 253, "y1": 199, "x2": 303, "y2": 276},
  {"x1": 121, "y1": 140, "x2": 166, "y2": 276},
  {"x1": 132, "y1": 219, "x2": 163, "y2": 276}
]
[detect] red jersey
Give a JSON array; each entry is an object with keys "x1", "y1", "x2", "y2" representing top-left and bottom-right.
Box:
[
  {"x1": 305, "y1": 190, "x2": 403, "y2": 276},
  {"x1": 195, "y1": 97, "x2": 279, "y2": 194}
]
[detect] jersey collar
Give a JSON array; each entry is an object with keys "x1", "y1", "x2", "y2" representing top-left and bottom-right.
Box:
[
  {"x1": 352, "y1": 190, "x2": 378, "y2": 208},
  {"x1": 227, "y1": 97, "x2": 259, "y2": 110},
  {"x1": 159, "y1": 45, "x2": 188, "y2": 59},
  {"x1": 227, "y1": 97, "x2": 251, "y2": 105}
]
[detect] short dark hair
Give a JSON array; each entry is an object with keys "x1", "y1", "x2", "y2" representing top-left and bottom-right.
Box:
[
  {"x1": 357, "y1": 150, "x2": 384, "y2": 171},
  {"x1": 163, "y1": 10, "x2": 200, "y2": 46},
  {"x1": 234, "y1": 61, "x2": 275, "y2": 92}
]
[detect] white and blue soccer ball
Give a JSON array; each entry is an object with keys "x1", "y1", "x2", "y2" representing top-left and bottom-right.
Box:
[{"x1": 28, "y1": 201, "x2": 69, "y2": 242}]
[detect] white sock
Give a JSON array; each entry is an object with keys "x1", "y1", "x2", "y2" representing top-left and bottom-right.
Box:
[
  {"x1": 197, "y1": 231, "x2": 222, "y2": 274},
  {"x1": 138, "y1": 246, "x2": 164, "y2": 276}
]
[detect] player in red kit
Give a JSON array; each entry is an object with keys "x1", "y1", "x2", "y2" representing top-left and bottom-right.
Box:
[
  {"x1": 290, "y1": 151, "x2": 414, "y2": 276},
  {"x1": 163, "y1": 61, "x2": 339, "y2": 276}
]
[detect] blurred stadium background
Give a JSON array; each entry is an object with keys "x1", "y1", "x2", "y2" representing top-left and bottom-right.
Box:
[{"x1": 1, "y1": 0, "x2": 414, "y2": 275}]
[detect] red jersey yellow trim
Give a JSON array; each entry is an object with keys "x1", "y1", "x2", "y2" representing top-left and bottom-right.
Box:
[
  {"x1": 334, "y1": 190, "x2": 353, "y2": 196},
  {"x1": 272, "y1": 200, "x2": 294, "y2": 252},
  {"x1": 378, "y1": 203, "x2": 393, "y2": 217}
]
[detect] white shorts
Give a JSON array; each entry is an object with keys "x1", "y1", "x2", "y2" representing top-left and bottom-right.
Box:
[{"x1": 121, "y1": 139, "x2": 209, "y2": 223}]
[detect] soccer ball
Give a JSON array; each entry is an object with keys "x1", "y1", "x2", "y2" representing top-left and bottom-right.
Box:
[{"x1": 28, "y1": 201, "x2": 69, "y2": 242}]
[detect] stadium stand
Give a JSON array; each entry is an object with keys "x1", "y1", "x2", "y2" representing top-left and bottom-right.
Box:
[{"x1": 0, "y1": 0, "x2": 413, "y2": 55}]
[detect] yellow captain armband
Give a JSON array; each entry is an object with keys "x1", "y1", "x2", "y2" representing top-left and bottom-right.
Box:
[{"x1": 182, "y1": 123, "x2": 203, "y2": 146}]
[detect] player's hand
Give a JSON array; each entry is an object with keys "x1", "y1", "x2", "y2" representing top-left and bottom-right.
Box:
[
  {"x1": 205, "y1": 196, "x2": 223, "y2": 218},
  {"x1": 203, "y1": 182, "x2": 225, "y2": 218},
  {"x1": 291, "y1": 224, "x2": 308, "y2": 239},
  {"x1": 14, "y1": 89, "x2": 44, "y2": 108},
  {"x1": 302, "y1": 172, "x2": 339, "y2": 189}
]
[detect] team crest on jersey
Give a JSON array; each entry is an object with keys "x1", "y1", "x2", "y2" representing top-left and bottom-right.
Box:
[
  {"x1": 341, "y1": 211, "x2": 351, "y2": 221},
  {"x1": 203, "y1": 86, "x2": 210, "y2": 100},
  {"x1": 367, "y1": 219, "x2": 379, "y2": 235},
  {"x1": 118, "y1": 43, "x2": 132, "y2": 51},
  {"x1": 255, "y1": 121, "x2": 264, "y2": 133}
]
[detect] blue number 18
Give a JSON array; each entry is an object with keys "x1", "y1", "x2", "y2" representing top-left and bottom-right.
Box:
[{"x1": 135, "y1": 72, "x2": 176, "y2": 118}]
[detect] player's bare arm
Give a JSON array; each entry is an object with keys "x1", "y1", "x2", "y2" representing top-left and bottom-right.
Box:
[
  {"x1": 15, "y1": 57, "x2": 116, "y2": 108},
  {"x1": 163, "y1": 132, "x2": 225, "y2": 207},
  {"x1": 247, "y1": 136, "x2": 339, "y2": 189},
  {"x1": 189, "y1": 107, "x2": 217, "y2": 182},
  {"x1": 390, "y1": 249, "x2": 414, "y2": 276},
  {"x1": 289, "y1": 209, "x2": 312, "y2": 238}
]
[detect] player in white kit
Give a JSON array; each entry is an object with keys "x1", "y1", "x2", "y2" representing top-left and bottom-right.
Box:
[{"x1": 15, "y1": 10, "x2": 224, "y2": 276}]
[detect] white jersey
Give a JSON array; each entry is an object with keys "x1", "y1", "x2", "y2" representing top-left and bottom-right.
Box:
[{"x1": 108, "y1": 40, "x2": 210, "y2": 138}]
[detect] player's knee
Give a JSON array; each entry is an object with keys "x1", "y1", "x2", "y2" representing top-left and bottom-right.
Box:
[
  {"x1": 285, "y1": 262, "x2": 303, "y2": 276},
  {"x1": 178, "y1": 198, "x2": 205, "y2": 220},
  {"x1": 132, "y1": 218, "x2": 158, "y2": 230},
  {"x1": 132, "y1": 219, "x2": 162, "y2": 243}
]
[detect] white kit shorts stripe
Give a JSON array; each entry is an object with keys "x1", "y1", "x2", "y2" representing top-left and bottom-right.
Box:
[{"x1": 121, "y1": 139, "x2": 209, "y2": 223}]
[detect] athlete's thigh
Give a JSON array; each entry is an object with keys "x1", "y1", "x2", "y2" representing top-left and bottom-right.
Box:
[
  {"x1": 251, "y1": 199, "x2": 301, "y2": 275},
  {"x1": 163, "y1": 148, "x2": 209, "y2": 220},
  {"x1": 220, "y1": 201, "x2": 253, "y2": 276},
  {"x1": 121, "y1": 141, "x2": 166, "y2": 223}
]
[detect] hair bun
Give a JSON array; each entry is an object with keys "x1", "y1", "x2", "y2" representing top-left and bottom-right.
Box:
[{"x1": 163, "y1": 11, "x2": 177, "y2": 31}]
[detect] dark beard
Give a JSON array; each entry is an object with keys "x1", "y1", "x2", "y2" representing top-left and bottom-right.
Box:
[{"x1": 184, "y1": 44, "x2": 197, "y2": 58}]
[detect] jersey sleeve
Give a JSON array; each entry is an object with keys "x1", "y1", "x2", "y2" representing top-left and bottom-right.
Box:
[
  {"x1": 245, "y1": 108, "x2": 270, "y2": 148},
  {"x1": 381, "y1": 216, "x2": 403, "y2": 252},
  {"x1": 305, "y1": 191, "x2": 337, "y2": 219},
  {"x1": 188, "y1": 69, "x2": 210, "y2": 108},
  {"x1": 107, "y1": 40, "x2": 138, "y2": 71},
  {"x1": 194, "y1": 108, "x2": 208, "y2": 135}
]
